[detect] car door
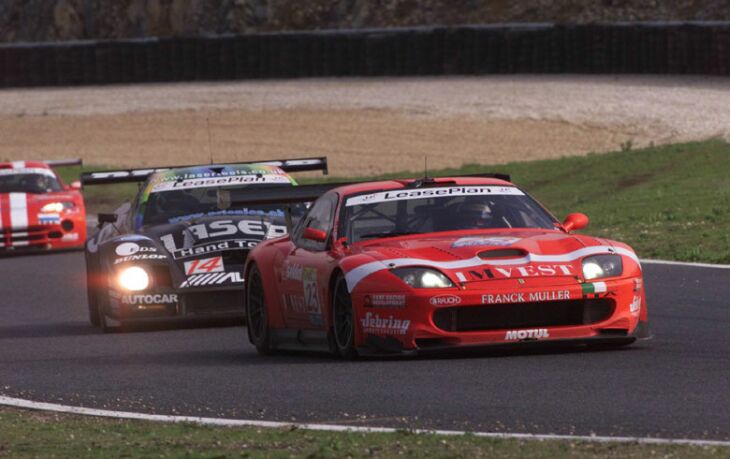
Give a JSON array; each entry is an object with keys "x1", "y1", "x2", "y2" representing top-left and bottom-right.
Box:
[{"x1": 280, "y1": 192, "x2": 339, "y2": 330}]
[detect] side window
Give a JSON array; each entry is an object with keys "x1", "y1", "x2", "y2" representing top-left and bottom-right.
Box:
[{"x1": 295, "y1": 193, "x2": 338, "y2": 251}]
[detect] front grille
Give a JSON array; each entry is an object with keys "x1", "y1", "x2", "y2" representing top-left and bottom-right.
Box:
[
  {"x1": 432, "y1": 299, "x2": 615, "y2": 332},
  {"x1": 183, "y1": 290, "x2": 245, "y2": 315},
  {"x1": 0, "y1": 226, "x2": 50, "y2": 248}
]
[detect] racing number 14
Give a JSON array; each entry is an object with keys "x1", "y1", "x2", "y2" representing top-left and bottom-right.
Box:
[{"x1": 185, "y1": 256, "x2": 223, "y2": 275}]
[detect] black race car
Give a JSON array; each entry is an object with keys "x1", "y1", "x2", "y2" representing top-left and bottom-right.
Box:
[{"x1": 82, "y1": 157, "x2": 327, "y2": 331}]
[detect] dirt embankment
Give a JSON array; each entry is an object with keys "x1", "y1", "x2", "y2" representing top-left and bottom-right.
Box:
[{"x1": 0, "y1": 76, "x2": 728, "y2": 176}]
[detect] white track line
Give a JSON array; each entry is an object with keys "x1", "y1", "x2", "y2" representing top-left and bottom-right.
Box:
[
  {"x1": 640, "y1": 259, "x2": 730, "y2": 269},
  {"x1": 1, "y1": 395, "x2": 728, "y2": 447}
]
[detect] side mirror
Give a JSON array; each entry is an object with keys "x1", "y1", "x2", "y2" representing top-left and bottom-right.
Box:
[
  {"x1": 97, "y1": 213, "x2": 117, "y2": 225},
  {"x1": 70, "y1": 180, "x2": 82, "y2": 190},
  {"x1": 563, "y1": 213, "x2": 589, "y2": 232},
  {"x1": 303, "y1": 227, "x2": 327, "y2": 243}
]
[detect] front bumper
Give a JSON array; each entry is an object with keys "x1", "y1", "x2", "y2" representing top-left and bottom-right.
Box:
[
  {"x1": 106, "y1": 286, "x2": 245, "y2": 323},
  {"x1": 0, "y1": 220, "x2": 86, "y2": 252},
  {"x1": 352, "y1": 277, "x2": 650, "y2": 355}
]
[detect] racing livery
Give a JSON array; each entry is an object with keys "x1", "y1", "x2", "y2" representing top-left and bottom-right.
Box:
[
  {"x1": 0, "y1": 160, "x2": 86, "y2": 252},
  {"x1": 244, "y1": 175, "x2": 651, "y2": 357},
  {"x1": 82, "y1": 157, "x2": 327, "y2": 331}
]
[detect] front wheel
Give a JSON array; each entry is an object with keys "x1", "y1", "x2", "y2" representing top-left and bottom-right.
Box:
[
  {"x1": 246, "y1": 265, "x2": 272, "y2": 355},
  {"x1": 85, "y1": 255, "x2": 101, "y2": 327},
  {"x1": 332, "y1": 275, "x2": 358, "y2": 359}
]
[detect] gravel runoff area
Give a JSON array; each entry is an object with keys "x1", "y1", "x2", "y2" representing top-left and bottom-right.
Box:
[{"x1": 1, "y1": 76, "x2": 729, "y2": 176}]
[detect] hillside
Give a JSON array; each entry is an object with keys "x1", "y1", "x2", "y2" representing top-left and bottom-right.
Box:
[{"x1": 2, "y1": 0, "x2": 730, "y2": 43}]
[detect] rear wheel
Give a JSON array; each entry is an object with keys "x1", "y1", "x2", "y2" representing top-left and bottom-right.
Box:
[
  {"x1": 246, "y1": 265, "x2": 272, "y2": 355},
  {"x1": 332, "y1": 275, "x2": 358, "y2": 359}
]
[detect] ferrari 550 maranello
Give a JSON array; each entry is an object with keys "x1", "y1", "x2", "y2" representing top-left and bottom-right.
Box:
[
  {"x1": 244, "y1": 174, "x2": 651, "y2": 357},
  {"x1": 81, "y1": 157, "x2": 327, "y2": 331},
  {"x1": 0, "y1": 159, "x2": 86, "y2": 252}
]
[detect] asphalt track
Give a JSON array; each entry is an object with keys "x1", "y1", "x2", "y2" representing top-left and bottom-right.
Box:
[{"x1": 0, "y1": 251, "x2": 728, "y2": 441}]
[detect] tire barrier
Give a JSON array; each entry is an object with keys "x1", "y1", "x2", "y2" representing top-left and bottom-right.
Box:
[{"x1": 1, "y1": 22, "x2": 729, "y2": 88}]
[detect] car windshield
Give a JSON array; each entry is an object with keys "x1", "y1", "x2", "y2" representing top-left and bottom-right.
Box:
[
  {"x1": 0, "y1": 172, "x2": 62, "y2": 194},
  {"x1": 340, "y1": 185, "x2": 557, "y2": 243},
  {"x1": 142, "y1": 185, "x2": 306, "y2": 226}
]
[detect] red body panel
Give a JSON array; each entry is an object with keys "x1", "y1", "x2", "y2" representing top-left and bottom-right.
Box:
[
  {"x1": 0, "y1": 161, "x2": 86, "y2": 252},
  {"x1": 247, "y1": 177, "x2": 649, "y2": 354}
]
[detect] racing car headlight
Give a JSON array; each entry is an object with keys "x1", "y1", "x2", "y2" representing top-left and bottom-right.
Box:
[
  {"x1": 40, "y1": 202, "x2": 74, "y2": 213},
  {"x1": 391, "y1": 268, "x2": 454, "y2": 289},
  {"x1": 117, "y1": 266, "x2": 150, "y2": 291},
  {"x1": 582, "y1": 255, "x2": 623, "y2": 280}
]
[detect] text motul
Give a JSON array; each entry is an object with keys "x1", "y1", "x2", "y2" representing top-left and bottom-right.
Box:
[{"x1": 504, "y1": 329, "x2": 550, "y2": 340}]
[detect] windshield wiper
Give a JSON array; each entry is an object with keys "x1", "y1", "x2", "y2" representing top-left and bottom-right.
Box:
[{"x1": 359, "y1": 231, "x2": 419, "y2": 240}]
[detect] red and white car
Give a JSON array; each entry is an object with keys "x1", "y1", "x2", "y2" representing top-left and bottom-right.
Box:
[
  {"x1": 0, "y1": 160, "x2": 86, "y2": 252},
  {"x1": 244, "y1": 175, "x2": 651, "y2": 357}
]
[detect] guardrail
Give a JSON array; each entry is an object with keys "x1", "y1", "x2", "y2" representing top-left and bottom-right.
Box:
[{"x1": 1, "y1": 22, "x2": 728, "y2": 87}]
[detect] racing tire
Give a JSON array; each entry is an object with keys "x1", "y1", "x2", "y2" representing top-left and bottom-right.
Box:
[
  {"x1": 332, "y1": 275, "x2": 358, "y2": 359},
  {"x1": 246, "y1": 265, "x2": 273, "y2": 355},
  {"x1": 97, "y1": 286, "x2": 120, "y2": 333},
  {"x1": 85, "y1": 255, "x2": 101, "y2": 327},
  {"x1": 87, "y1": 281, "x2": 101, "y2": 327}
]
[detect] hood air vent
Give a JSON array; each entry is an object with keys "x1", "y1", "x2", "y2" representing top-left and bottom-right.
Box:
[{"x1": 478, "y1": 248, "x2": 527, "y2": 259}]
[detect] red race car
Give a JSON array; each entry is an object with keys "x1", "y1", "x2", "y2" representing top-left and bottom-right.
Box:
[
  {"x1": 0, "y1": 160, "x2": 87, "y2": 252},
  {"x1": 243, "y1": 174, "x2": 651, "y2": 357}
]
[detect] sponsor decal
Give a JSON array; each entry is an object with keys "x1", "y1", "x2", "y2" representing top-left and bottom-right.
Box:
[
  {"x1": 184, "y1": 256, "x2": 224, "y2": 276},
  {"x1": 38, "y1": 214, "x2": 61, "y2": 225},
  {"x1": 121, "y1": 294, "x2": 178, "y2": 305},
  {"x1": 366, "y1": 294, "x2": 406, "y2": 308},
  {"x1": 61, "y1": 233, "x2": 79, "y2": 241},
  {"x1": 429, "y1": 295, "x2": 462, "y2": 306},
  {"x1": 459, "y1": 264, "x2": 574, "y2": 281},
  {"x1": 171, "y1": 240, "x2": 258, "y2": 259},
  {"x1": 283, "y1": 263, "x2": 303, "y2": 282},
  {"x1": 504, "y1": 328, "x2": 550, "y2": 341},
  {"x1": 152, "y1": 174, "x2": 291, "y2": 192},
  {"x1": 168, "y1": 208, "x2": 286, "y2": 224},
  {"x1": 114, "y1": 253, "x2": 167, "y2": 264},
  {"x1": 115, "y1": 242, "x2": 157, "y2": 256},
  {"x1": 284, "y1": 294, "x2": 307, "y2": 313},
  {"x1": 346, "y1": 186, "x2": 524, "y2": 207},
  {"x1": 482, "y1": 290, "x2": 570, "y2": 304},
  {"x1": 452, "y1": 237, "x2": 521, "y2": 248},
  {"x1": 302, "y1": 267, "x2": 322, "y2": 315},
  {"x1": 629, "y1": 295, "x2": 641, "y2": 316},
  {"x1": 360, "y1": 312, "x2": 411, "y2": 335},
  {"x1": 160, "y1": 220, "x2": 287, "y2": 253},
  {"x1": 633, "y1": 278, "x2": 643, "y2": 292},
  {"x1": 581, "y1": 281, "x2": 607, "y2": 295},
  {"x1": 180, "y1": 271, "x2": 244, "y2": 288}
]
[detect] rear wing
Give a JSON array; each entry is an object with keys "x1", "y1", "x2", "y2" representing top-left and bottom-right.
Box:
[
  {"x1": 45, "y1": 159, "x2": 83, "y2": 168},
  {"x1": 80, "y1": 157, "x2": 328, "y2": 186},
  {"x1": 229, "y1": 182, "x2": 347, "y2": 232}
]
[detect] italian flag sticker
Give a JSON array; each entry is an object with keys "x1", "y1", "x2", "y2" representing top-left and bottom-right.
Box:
[{"x1": 582, "y1": 282, "x2": 607, "y2": 295}]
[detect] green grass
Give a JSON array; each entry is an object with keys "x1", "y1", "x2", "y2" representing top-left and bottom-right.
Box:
[
  {"x1": 0, "y1": 408, "x2": 726, "y2": 459},
  {"x1": 60, "y1": 140, "x2": 730, "y2": 263}
]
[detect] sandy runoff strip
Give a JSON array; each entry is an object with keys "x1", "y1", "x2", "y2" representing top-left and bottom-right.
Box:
[{"x1": 0, "y1": 76, "x2": 729, "y2": 176}]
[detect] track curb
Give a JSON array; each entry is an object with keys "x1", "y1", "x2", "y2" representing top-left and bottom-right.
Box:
[{"x1": 1, "y1": 395, "x2": 728, "y2": 447}]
